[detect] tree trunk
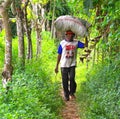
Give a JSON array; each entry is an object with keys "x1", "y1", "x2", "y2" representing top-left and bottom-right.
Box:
[
  {"x1": 36, "y1": 24, "x2": 42, "y2": 58},
  {"x1": 41, "y1": 5, "x2": 45, "y2": 31},
  {"x1": 32, "y1": 3, "x2": 42, "y2": 58},
  {"x1": 16, "y1": 8, "x2": 25, "y2": 69},
  {"x1": 26, "y1": 28, "x2": 33, "y2": 59},
  {"x1": 51, "y1": 0, "x2": 56, "y2": 38},
  {"x1": 45, "y1": 2, "x2": 51, "y2": 31},
  {"x1": 23, "y1": 0, "x2": 33, "y2": 59},
  {"x1": 0, "y1": 0, "x2": 13, "y2": 88}
]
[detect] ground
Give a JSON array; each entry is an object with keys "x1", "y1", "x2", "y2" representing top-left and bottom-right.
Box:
[{"x1": 61, "y1": 90, "x2": 80, "y2": 119}]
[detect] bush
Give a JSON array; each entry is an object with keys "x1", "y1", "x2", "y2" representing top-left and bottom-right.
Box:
[
  {"x1": 78, "y1": 54, "x2": 120, "y2": 119},
  {"x1": 0, "y1": 32, "x2": 63, "y2": 119}
]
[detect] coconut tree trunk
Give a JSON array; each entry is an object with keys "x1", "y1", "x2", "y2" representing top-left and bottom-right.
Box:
[{"x1": 0, "y1": 0, "x2": 13, "y2": 88}]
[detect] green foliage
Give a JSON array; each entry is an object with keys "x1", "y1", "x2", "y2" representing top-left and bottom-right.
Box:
[
  {"x1": 41, "y1": 31, "x2": 56, "y2": 61},
  {"x1": 0, "y1": 1, "x2": 120, "y2": 118},
  {"x1": 78, "y1": 53, "x2": 120, "y2": 119},
  {"x1": 0, "y1": 32, "x2": 63, "y2": 119},
  {"x1": 31, "y1": 0, "x2": 49, "y2": 5},
  {"x1": 45, "y1": 0, "x2": 72, "y2": 21},
  {"x1": 0, "y1": 30, "x2": 5, "y2": 70},
  {"x1": 10, "y1": 21, "x2": 17, "y2": 37},
  {"x1": 55, "y1": 0, "x2": 72, "y2": 17},
  {"x1": 12, "y1": 37, "x2": 19, "y2": 67},
  {"x1": 83, "y1": 0, "x2": 93, "y2": 13}
]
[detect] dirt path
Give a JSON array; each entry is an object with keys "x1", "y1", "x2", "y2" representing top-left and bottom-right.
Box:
[{"x1": 61, "y1": 90, "x2": 80, "y2": 119}]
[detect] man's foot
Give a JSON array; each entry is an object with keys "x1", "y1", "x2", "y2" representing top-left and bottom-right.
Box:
[
  {"x1": 64, "y1": 96, "x2": 69, "y2": 101},
  {"x1": 70, "y1": 95, "x2": 76, "y2": 100}
]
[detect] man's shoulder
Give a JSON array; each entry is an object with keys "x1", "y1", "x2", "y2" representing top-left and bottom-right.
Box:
[
  {"x1": 60, "y1": 39, "x2": 66, "y2": 44},
  {"x1": 73, "y1": 39, "x2": 78, "y2": 42},
  {"x1": 60, "y1": 39, "x2": 66, "y2": 42}
]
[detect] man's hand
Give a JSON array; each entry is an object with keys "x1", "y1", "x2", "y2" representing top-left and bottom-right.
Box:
[{"x1": 55, "y1": 66, "x2": 59, "y2": 74}]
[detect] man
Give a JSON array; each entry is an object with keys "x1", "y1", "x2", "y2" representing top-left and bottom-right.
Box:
[{"x1": 55, "y1": 30, "x2": 85, "y2": 101}]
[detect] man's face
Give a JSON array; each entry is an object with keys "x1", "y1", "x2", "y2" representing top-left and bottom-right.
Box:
[{"x1": 66, "y1": 34, "x2": 74, "y2": 41}]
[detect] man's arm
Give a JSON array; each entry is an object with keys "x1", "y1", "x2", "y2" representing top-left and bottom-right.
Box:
[
  {"x1": 55, "y1": 54, "x2": 61, "y2": 73},
  {"x1": 78, "y1": 41, "x2": 85, "y2": 48}
]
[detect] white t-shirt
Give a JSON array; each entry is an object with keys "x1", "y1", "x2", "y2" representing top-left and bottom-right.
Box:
[{"x1": 58, "y1": 39, "x2": 84, "y2": 68}]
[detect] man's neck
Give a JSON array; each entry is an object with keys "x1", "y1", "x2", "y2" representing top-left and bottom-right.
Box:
[{"x1": 65, "y1": 38, "x2": 73, "y2": 42}]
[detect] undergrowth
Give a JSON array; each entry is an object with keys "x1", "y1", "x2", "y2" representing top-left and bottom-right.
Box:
[
  {"x1": 78, "y1": 53, "x2": 120, "y2": 119},
  {"x1": 0, "y1": 31, "x2": 63, "y2": 119}
]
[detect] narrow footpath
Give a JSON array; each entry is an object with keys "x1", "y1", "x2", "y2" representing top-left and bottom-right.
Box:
[{"x1": 61, "y1": 90, "x2": 80, "y2": 119}]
